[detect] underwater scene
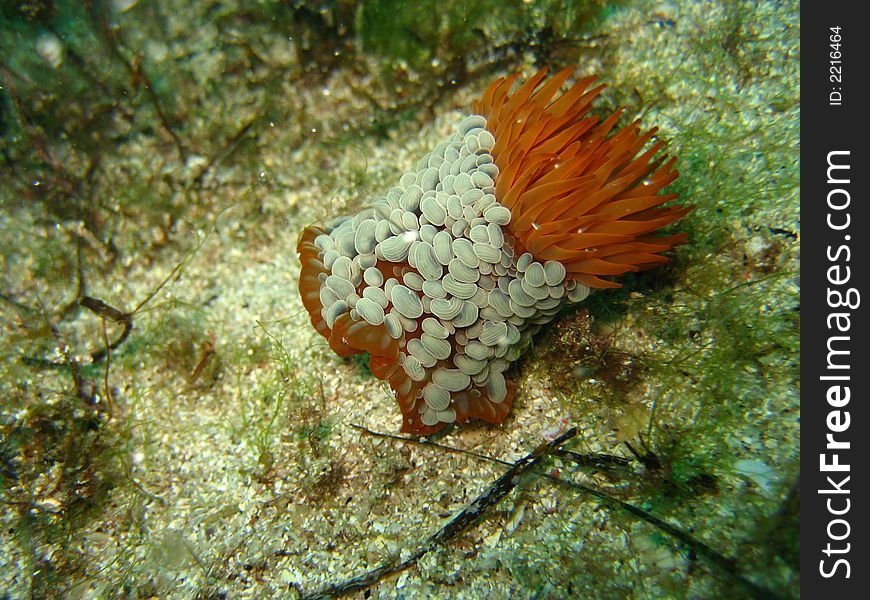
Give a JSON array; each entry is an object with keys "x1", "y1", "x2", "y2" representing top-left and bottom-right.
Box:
[{"x1": 0, "y1": 0, "x2": 799, "y2": 598}]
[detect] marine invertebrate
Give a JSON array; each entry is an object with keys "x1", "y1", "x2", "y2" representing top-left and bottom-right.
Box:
[{"x1": 297, "y1": 67, "x2": 691, "y2": 435}]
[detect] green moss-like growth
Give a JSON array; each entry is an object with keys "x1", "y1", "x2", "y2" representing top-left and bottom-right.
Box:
[
  {"x1": 356, "y1": 0, "x2": 516, "y2": 71},
  {"x1": 355, "y1": 0, "x2": 619, "y2": 73},
  {"x1": 0, "y1": 386, "x2": 126, "y2": 597},
  {"x1": 126, "y1": 304, "x2": 222, "y2": 386}
]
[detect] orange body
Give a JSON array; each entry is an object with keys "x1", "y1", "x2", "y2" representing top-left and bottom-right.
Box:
[{"x1": 298, "y1": 68, "x2": 690, "y2": 434}]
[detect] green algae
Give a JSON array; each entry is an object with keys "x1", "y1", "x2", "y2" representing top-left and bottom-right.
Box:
[{"x1": 356, "y1": 0, "x2": 621, "y2": 73}]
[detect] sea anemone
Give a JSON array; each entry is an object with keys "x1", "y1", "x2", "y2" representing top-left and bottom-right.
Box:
[{"x1": 297, "y1": 67, "x2": 691, "y2": 435}]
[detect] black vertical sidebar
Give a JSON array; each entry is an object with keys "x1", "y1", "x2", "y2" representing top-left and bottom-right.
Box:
[{"x1": 802, "y1": 2, "x2": 869, "y2": 598}]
